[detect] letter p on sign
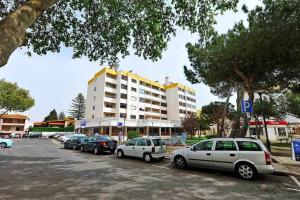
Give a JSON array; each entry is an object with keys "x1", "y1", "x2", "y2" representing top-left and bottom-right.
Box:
[{"x1": 241, "y1": 100, "x2": 253, "y2": 113}]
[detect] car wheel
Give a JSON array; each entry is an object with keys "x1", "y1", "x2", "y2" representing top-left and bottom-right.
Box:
[
  {"x1": 0, "y1": 143, "x2": 6, "y2": 149},
  {"x1": 63, "y1": 143, "x2": 67, "y2": 149},
  {"x1": 236, "y1": 163, "x2": 257, "y2": 180},
  {"x1": 80, "y1": 146, "x2": 85, "y2": 152},
  {"x1": 117, "y1": 150, "x2": 124, "y2": 158},
  {"x1": 174, "y1": 156, "x2": 187, "y2": 169},
  {"x1": 93, "y1": 147, "x2": 99, "y2": 155},
  {"x1": 73, "y1": 145, "x2": 77, "y2": 150},
  {"x1": 143, "y1": 153, "x2": 152, "y2": 163}
]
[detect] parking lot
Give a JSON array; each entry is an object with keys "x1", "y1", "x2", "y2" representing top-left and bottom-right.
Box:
[{"x1": 0, "y1": 139, "x2": 299, "y2": 200}]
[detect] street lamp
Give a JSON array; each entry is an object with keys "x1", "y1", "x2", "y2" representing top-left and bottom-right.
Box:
[{"x1": 258, "y1": 92, "x2": 271, "y2": 152}]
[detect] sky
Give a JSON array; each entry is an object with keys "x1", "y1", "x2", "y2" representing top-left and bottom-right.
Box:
[{"x1": 0, "y1": 0, "x2": 261, "y2": 122}]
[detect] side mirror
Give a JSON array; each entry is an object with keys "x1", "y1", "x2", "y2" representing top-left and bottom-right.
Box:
[{"x1": 190, "y1": 146, "x2": 195, "y2": 151}]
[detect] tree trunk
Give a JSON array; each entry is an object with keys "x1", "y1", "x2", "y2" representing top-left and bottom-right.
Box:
[
  {"x1": 0, "y1": 0, "x2": 59, "y2": 67},
  {"x1": 231, "y1": 84, "x2": 243, "y2": 137},
  {"x1": 220, "y1": 94, "x2": 231, "y2": 137}
]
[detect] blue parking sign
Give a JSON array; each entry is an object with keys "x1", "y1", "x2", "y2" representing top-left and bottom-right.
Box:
[{"x1": 241, "y1": 100, "x2": 253, "y2": 113}]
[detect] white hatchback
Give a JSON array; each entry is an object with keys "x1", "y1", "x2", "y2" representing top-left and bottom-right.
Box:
[
  {"x1": 116, "y1": 137, "x2": 166, "y2": 163},
  {"x1": 170, "y1": 138, "x2": 274, "y2": 180}
]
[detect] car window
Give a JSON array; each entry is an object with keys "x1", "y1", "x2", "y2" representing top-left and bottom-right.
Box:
[
  {"x1": 215, "y1": 141, "x2": 237, "y2": 151},
  {"x1": 146, "y1": 139, "x2": 151, "y2": 146},
  {"x1": 237, "y1": 141, "x2": 262, "y2": 151},
  {"x1": 152, "y1": 139, "x2": 163, "y2": 146},
  {"x1": 127, "y1": 139, "x2": 137, "y2": 146},
  {"x1": 193, "y1": 141, "x2": 213, "y2": 151},
  {"x1": 136, "y1": 139, "x2": 146, "y2": 146}
]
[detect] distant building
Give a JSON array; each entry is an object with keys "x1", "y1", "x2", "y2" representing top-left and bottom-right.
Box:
[
  {"x1": 0, "y1": 114, "x2": 28, "y2": 137},
  {"x1": 33, "y1": 118, "x2": 75, "y2": 128},
  {"x1": 76, "y1": 67, "x2": 197, "y2": 138}
]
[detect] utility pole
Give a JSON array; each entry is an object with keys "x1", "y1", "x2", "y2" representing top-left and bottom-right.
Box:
[{"x1": 258, "y1": 92, "x2": 271, "y2": 152}]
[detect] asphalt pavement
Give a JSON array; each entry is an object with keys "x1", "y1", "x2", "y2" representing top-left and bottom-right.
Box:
[{"x1": 0, "y1": 139, "x2": 299, "y2": 200}]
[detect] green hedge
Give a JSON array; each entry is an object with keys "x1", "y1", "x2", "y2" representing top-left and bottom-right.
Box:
[
  {"x1": 127, "y1": 131, "x2": 140, "y2": 139},
  {"x1": 29, "y1": 126, "x2": 75, "y2": 132}
]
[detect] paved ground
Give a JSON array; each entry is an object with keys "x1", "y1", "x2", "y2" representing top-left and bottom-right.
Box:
[{"x1": 0, "y1": 139, "x2": 300, "y2": 200}]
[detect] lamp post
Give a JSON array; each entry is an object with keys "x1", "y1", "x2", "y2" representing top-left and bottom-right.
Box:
[{"x1": 258, "y1": 92, "x2": 271, "y2": 152}]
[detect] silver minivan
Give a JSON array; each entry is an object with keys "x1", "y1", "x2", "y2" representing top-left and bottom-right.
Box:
[
  {"x1": 170, "y1": 138, "x2": 274, "y2": 180},
  {"x1": 116, "y1": 137, "x2": 166, "y2": 162}
]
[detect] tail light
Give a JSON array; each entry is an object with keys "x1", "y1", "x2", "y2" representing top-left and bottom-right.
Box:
[
  {"x1": 152, "y1": 147, "x2": 155, "y2": 153},
  {"x1": 264, "y1": 151, "x2": 272, "y2": 165}
]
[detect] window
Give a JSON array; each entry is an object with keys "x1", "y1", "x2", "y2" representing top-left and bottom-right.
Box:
[
  {"x1": 105, "y1": 82, "x2": 117, "y2": 89},
  {"x1": 152, "y1": 139, "x2": 163, "y2": 146},
  {"x1": 121, "y1": 93, "x2": 127, "y2": 99},
  {"x1": 137, "y1": 138, "x2": 146, "y2": 146},
  {"x1": 121, "y1": 84, "x2": 127, "y2": 90},
  {"x1": 92, "y1": 115, "x2": 94, "y2": 119},
  {"x1": 161, "y1": 95, "x2": 166, "y2": 100},
  {"x1": 139, "y1": 115, "x2": 144, "y2": 119},
  {"x1": 161, "y1": 110, "x2": 167, "y2": 114},
  {"x1": 120, "y1": 113, "x2": 127, "y2": 118},
  {"x1": 120, "y1": 103, "x2": 127, "y2": 109},
  {"x1": 131, "y1": 87, "x2": 137, "y2": 92},
  {"x1": 130, "y1": 115, "x2": 136, "y2": 119},
  {"x1": 130, "y1": 105, "x2": 136, "y2": 110},
  {"x1": 139, "y1": 108, "x2": 145, "y2": 111},
  {"x1": 131, "y1": 79, "x2": 137, "y2": 83},
  {"x1": 237, "y1": 141, "x2": 262, "y2": 151},
  {"x1": 94, "y1": 87, "x2": 96, "y2": 91},
  {"x1": 193, "y1": 141, "x2": 213, "y2": 151},
  {"x1": 93, "y1": 105, "x2": 95, "y2": 110},
  {"x1": 127, "y1": 139, "x2": 137, "y2": 146},
  {"x1": 121, "y1": 75, "x2": 127, "y2": 80},
  {"x1": 131, "y1": 96, "x2": 137, "y2": 101},
  {"x1": 277, "y1": 128, "x2": 287, "y2": 137},
  {"x1": 93, "y1": 96, "x2": 96, "y2": 101},
  {"x1": 161, "y1": 102, "x2": 167, "y2": 107},
  {"x1": 215, "y1": 141, "x2": 237, "y2": 151},
  {"x1": 146, "y1": 139, "x2": 151, "y2": 146}
]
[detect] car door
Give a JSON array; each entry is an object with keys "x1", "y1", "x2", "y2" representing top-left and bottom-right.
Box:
[
  {"x1": 123, "y1": 139, "x2": 137, "y2": 156},
  {"x1": 87, "y1": 136, "x2": 96, "y2": 151},
  {"x1": 135, "y1": 138, "x2": 146, "y2": 158},
  {"x1": 186, "y1": 140, "x2": 214, "y2": 167},
  {"x1": 212, "y1": 140, "x2": 239, "y2": 170}
]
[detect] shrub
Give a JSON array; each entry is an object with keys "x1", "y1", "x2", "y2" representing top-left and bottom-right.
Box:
[
  {"x1": 29, "y1": 126, "x2": 75, "y2": 132},
  {"x1": 127, "y1": 131, "x2": 140, "y2": 139}
]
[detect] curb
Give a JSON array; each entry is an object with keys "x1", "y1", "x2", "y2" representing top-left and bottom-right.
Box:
[{"x1": 272, "y1": 156, "x2": 300, "y2": 177}]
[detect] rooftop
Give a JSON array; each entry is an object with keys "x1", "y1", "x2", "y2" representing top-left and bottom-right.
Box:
[{"x1": 0, "y1": 114, "x2": 28, "y2": 119}]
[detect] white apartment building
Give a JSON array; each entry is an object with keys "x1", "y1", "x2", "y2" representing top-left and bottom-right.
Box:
[{"x1": 75, "y1": 67, "x2": 197, "y2": 138}]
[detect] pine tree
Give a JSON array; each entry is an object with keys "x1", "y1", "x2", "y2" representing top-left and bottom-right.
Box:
[
  {"x1": 69, "y1": 93, "x2": 85, "y2": 120},
  {"x1": 58, "y1": 111, "x2": 65, "y2": 120},
  {"x1": 44, "y1": 109, "x2": 58, "y2": 122}
]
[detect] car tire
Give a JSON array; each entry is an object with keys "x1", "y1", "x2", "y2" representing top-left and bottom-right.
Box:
[
  {"x1": 143, "y1": 153, "x2": 152, "y2": 163},
  {"x1": 117, "y1": 150, "x2": 124, "y2": 158},
  {"x1": 235, "y1": 162, "x2": 257, "y2": 180},
  {"x1": 93, "y1": 147, "x2": 99, "y2": 155},
  {"x1": 63, "y1": 143, "x2": 67, "y2": 149},
  {"x1": 80, "y1": 146, "x2": 85, "y2": 152},
  {"x1": 174, "y1": 155, "x2": 187, "y2": 169},
  {"x1": 0, "y1": 142, "x2": 6, "y2": 149}
]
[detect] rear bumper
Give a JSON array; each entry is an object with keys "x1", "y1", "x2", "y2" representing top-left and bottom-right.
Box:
[
  {"x1": 151, "y1": 153, "x2": 165, "y2": 159},
  {"x1": 255, "y1": 164, "x2": 275, "y2": 174}
]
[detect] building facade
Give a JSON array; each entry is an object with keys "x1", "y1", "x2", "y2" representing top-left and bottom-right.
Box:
[
  {"x1": 0, "y1": 114, "x2": 28, "y2": 137},
  {"x1": 76, "y1": 67, "x2": 197, "y2": 138}
]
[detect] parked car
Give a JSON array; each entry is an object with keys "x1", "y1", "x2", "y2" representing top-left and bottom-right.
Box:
[
  {"x1": 64, "y1": 134, "x2": 87, "y2": 150},
  {"x1": 116, "y1": 137, "x2": 166, "y2": 163},
  {"x1": 0, "y1": 138, "x2": 13, "y2": 148},
  {"x1": 170, "y1": 138, "x2": 274, "y2": 180},
  {"x1": 27, "y1": 132, "x2": 42, "y2": 138},
  {"x1": 80, "y1": 135, "x2": 117, "y2": 155},
  {"x1": 59, "y1": 134, "x2": 72, "y2": 143}
]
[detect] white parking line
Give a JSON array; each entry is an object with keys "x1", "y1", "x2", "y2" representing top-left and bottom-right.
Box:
[
  {"x1": 287, "y1": 188, "x2": 300, "y2": 192},
  {"x1": 290, "y1": 176, "x2": 300, "y2": 188}
]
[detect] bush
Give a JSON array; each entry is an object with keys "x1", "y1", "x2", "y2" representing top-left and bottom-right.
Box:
[
  {"x1": 29, "y1": 126, "x2": 75, "y2": 132},
  {"x1": 127, "y1": 131, "x2": 140, "y2": 139}
]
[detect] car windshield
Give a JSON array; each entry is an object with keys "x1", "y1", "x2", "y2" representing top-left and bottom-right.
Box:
[
  {"x1": 95, "y1": 135, "x2": 112, "y2": 141},
  {"x1": 152, "y1": 139, "x2": 163, "y2": 146}
]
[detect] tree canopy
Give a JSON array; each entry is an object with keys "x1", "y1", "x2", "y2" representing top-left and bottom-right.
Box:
[
  {"x1": 44, "y1": 109, "x2": 58, "y2": 121},
  {"x1": 0, "y1": 79, "x2": 35, "y2": 117},
  {"x1": 69, "y1": 93, "x2": 85, "y2": 120},
  {"x1": 0, "y1": 0, "x2": 238, "y2": 68},
  {"x1": 58, "y1": 111, "x2": 65, "y2": 120},
  {"x1": 184, "y1": 0, "x2": 300, "y2": 102}
]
